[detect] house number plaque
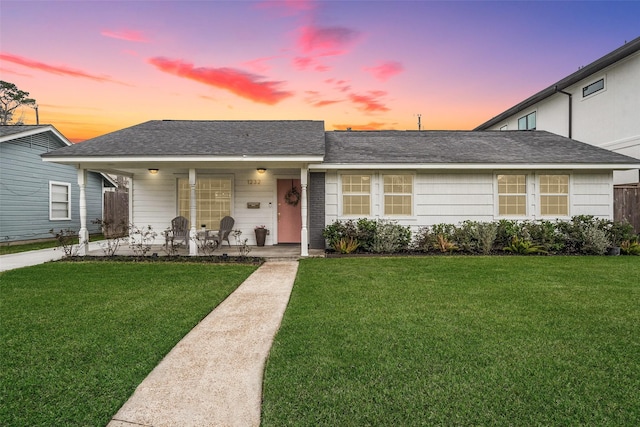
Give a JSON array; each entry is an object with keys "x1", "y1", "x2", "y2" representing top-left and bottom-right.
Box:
[{"x1": 247, "y1": 179, "x2": 261, "y2": 185}]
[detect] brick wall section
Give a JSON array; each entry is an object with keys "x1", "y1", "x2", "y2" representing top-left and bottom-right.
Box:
[{"x1": 309, "y1": 172, "x2": 326, "y2": 249}]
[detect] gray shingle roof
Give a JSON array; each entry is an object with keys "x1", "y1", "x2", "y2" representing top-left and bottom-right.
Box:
[
  {"x1": 0, "y1": 125, "x2": 54, "y2": 139},
  {"x1": 42, "y1": 120, "x2": 326, "y2": 158},
  {"x1": 324, "y1": 130, "x2": 639, "y2": 164}
]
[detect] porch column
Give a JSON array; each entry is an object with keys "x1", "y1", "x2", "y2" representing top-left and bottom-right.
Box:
[
  {"x1": 189, "y1": 168, "x2": 197, "y2": 256},
  {"x1": 300, "y1": 166, "x2": 309, "y2": 256},
  {"x1": 77, "y1": 168, "x2": 89, "y2": 255}
]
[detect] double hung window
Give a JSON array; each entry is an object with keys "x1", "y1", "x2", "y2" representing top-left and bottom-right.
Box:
[
  {"x1": 497, "y1": 174, "x2": 527, "y2": 216},
  {"x1": 342, "y1": 175, "x2": 371, "y2": 216},
  {"x1": 50, "y1": 181, "x2": 71, "y2": 220},
  {"x1": 540, "y1": 175, "x2": 569, "y2": 216},
  {"x1": 383, "y1": 174, "x2": 413, "y2": 216}
]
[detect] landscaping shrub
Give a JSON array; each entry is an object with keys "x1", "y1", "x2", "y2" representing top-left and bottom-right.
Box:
[
  {"x1": 412, "y1": 226, "x2": 433, "y2": 253},
  {"x1": 581, "y1": 224, "x2": 610, "y2": 255},
  {"x1": 355, "y1": 218, "x2": 377, "y2": 252},
  {"x1": 523, "y1": 220, "x2": 564, "y2": 253},
  {"x1": 620, "y1": 238, "x2": 640, "y2": 255},
  {"x1": 370, "y1": 220, "x2": 411, "y2": 253},
  {"x1": 471, "y1": 221, "x2": 499, "y2": 254}
]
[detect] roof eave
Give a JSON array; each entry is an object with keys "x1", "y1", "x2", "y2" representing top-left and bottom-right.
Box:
[
  {"x1": 309, "y1": 163, "x2": 640, "y2": 170},
  {"x1": 42, "y1": 155, "x2": 325, "y2": 164},
  {"x1": 0, "y1": 125, "x2": 71, "y2": 145}
]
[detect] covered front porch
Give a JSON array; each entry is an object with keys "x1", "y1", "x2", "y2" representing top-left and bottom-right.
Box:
[{"x1": 74, "y1": 164, "x2": 316, "y2": 257}]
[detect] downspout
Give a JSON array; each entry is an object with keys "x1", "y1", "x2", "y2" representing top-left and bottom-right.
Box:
[{"x1": 554, "y1": 86, "x2": 572, "y2": 139}]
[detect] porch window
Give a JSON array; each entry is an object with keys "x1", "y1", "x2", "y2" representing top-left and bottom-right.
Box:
[
  {"x1": 383, "y1": 174, "x2": 413, "y2": 216},
  {"x1": 50, "y1": 181, "x2": 71, "y2": 220},
  {"x1": 342, "y1": 174, "x2": 370, "y2": 216},
  {"x1": 497, "y1": 174, "x2": 527, "y2": 216},
  {"x1": 178, "y1": 177, "x2": 232, "y2": 228},
  {"x1": 540, "y1": 174, "x2": 569, "y2": 216}
]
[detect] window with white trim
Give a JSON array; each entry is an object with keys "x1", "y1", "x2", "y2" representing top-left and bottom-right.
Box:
[
  {"x1": 178, "y1": 177, "x2": 232, "y2": 228},
  {"x1": 497, "y1": 174, "x2": 527, "y2": 216},
  {"x1": 383, "y1": 174, "x2": 413, "y2": 216},
  {"x1": 518, "y1": 111, "x2": 536, "y2": 130},
  {"x1": 582, "y1": 78, "x2": 604, "y2": 98},
  {"x1": 50, "y1": 181, "x2": 71, "y2": 220},
  {"x1": 540, "y1": 174, "x2": 569, "y2": 216},
  {"x1": 342, "y1": 174, "x2": 371, "y2": 216}
]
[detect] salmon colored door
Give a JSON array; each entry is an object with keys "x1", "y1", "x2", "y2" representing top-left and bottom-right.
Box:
[{"x1": 277, "y1": 179, "x2": 302, "y2": 243}]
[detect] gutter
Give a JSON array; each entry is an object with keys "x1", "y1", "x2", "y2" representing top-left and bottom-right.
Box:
[{"x1": 554, "y1": 86, "x2": 572, "y2": 139}]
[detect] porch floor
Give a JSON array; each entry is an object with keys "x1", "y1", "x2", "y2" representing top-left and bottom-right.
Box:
[{"x1": 87, "y1": 244, "x2": 325, "y2": 260}]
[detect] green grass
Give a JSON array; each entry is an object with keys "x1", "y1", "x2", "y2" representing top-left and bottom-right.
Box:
[
  {"x1": 262, "y1": 257, "x2": 640, "y2": 426},
  {"x1": 0, "y1": 262, "x2": 256, "y2": 426},
  {"x1": 0, "y1": 234, "x2": 104, "y2": 255}
]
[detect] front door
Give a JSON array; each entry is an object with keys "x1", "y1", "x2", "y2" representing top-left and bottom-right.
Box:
[{"x1": 277, "y1": 179, "x2": 302, "y2": 243}]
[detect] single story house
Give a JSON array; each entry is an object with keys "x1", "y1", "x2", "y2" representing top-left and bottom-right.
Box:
[
  {"x1": 41, "y1": 120, "x2": 640, "y2": 256},
  {"x1": 0, "y1": 125, "x2": 114, "y2": 244}
]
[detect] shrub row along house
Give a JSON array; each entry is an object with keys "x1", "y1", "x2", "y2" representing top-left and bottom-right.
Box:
[{"x1": 41, "y1": 120, "x2": 639, "y2": 256}]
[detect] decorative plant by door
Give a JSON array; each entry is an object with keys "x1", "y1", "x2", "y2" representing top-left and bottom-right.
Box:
[{"x1": 284, "y1": 180, "x2": 301, "y2": 206}]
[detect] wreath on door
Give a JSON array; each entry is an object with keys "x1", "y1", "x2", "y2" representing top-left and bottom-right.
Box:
[{"x1": 284, "y1": 180, "x2": 301, "y2": 206}]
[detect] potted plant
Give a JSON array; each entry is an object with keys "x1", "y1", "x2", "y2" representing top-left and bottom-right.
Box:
[{"x1": 254, "y1": 225, "x2": 269, "y2": 247}]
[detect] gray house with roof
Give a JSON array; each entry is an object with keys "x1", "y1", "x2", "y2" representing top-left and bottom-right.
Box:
[
  {"x1": 0, "y1": 125, "x2": 113, "y2": 244},
  {"x1": 42, "y1": 120, "x2": 639, "y2": 256}
]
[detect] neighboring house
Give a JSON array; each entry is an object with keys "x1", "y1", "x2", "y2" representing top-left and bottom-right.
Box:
[
  {"x1": 0, "y1": 125, "x2": 113, "y2": 244},
  {"x1": 41, "y1": 120, "x2": 639, "y2": 255},
  {"x1": 474, "y1": 36, "x2": 640, "y2": 185}
]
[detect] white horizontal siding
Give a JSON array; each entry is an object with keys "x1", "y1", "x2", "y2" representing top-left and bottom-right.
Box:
[
  {"x1": 325, "y1": 171, "x2": 495, "y2": 227},
  {"x1": 571, "y1": 172, "x2": 613, "y2": 218},
  {"x1": 130, "y1": 168, "x2": 281, "y2": 246},
  {"x1": 132, "y1": 170, "x2": 177, "y2": 242},
  {"x1": 324, "y1": 170, "x2": 616, "y2": 228}
]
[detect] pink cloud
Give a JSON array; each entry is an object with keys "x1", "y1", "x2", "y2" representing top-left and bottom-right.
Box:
[
  {"x1": 148, "y1": 57, "x2": 293, "y2": 105},
  {"x1": 349, "y1": 92, "x2": 389, "y2": 113},
  {"x1": 325, "y1": 78, "x2": 351, "y2": 92},
  {"x1": 242, "y1": 56, "x2": 280, "y2": 73},
  {"x1": 364, "y1": 61, "x2": 404, "y2": 82},
  {"x1": 101, "y1": 29, "x2": 149, "y2": 42},
  {"x1": 304, "y1": 90, "x2": 341, "y2": 108},
  {"x1": 298, "y1": 24, "x2": 360, "y2": 55},
  {"x1": 313, "y1": 99, "x2": 340, "y2": 107},
  {"x1": 0, "y1": 52, "x2": 123, "y2": 84},
  {"x1": 293, "y1": 56, "x2": 315, "y2": 70}
]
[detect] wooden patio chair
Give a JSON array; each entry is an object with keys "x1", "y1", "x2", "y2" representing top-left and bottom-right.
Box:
[
  {"x1": 210, "y1": 216, "x2": 235, "y2": 248},
  {"x1": 169, "y1": 215, "x2": 189, "y2": 247}
]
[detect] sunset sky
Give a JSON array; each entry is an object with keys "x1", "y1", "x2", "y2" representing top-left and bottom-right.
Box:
[{"x1": 1, "y1": 0, "x2": 638, "y2": 142}]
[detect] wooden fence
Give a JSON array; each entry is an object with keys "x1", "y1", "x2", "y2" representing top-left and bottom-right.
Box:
[
  {"x1": 614, "y1": 183, "x2": 640, "y2": 234},
  {"x1": 103, "y1": 190, "x2": 129, "y2": 237}
]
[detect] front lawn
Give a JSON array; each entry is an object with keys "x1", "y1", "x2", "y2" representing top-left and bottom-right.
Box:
[
  {"x1": 0, "y1": 262, "x2": 256, "y2": 426},
  {"x1": 262, "y1": 257, "x2": 640, "y2": 426}
]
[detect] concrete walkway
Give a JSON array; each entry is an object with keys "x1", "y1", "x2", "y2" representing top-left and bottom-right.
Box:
[
  {"x1": 107, "y1": 261, "x2": 299, "y2": 427},
  {"x1": 0, "y1": 241, "x2": 107, "y2": 272}
]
